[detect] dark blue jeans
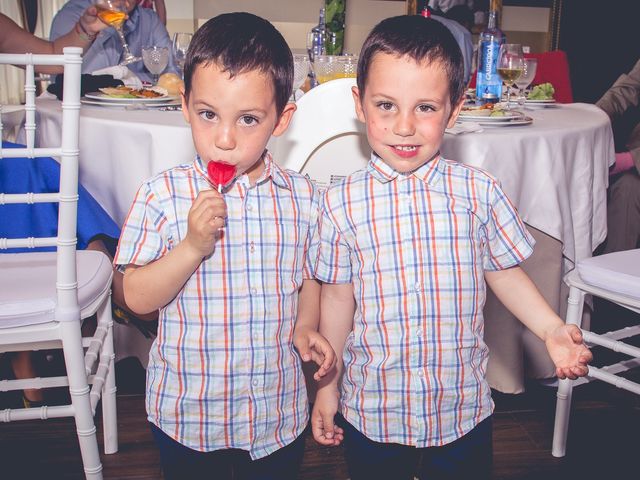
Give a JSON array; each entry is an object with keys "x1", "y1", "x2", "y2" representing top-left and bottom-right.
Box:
[
  {"x1": 337, "y1": 414, "x2": 493, "y2": 480},
  {"x1": 150, "y1": 422, "x2": 306, "y2": 480}
]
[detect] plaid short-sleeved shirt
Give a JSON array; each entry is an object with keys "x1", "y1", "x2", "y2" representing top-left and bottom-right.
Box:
[
  {"x1": 114, "y1": 152, "x2": 318, "y2": 459},
  {"x1": 316, "y1": 153, "x2": 534, "y2": 447}
]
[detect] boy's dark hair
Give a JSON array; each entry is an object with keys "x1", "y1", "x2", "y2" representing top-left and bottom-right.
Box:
[
  {"x1": 357, "y1": 15, "x2": 465, "y2": 107},
  {"x1": 183, "y1": 12, "x2": 293, "y2": 115}
]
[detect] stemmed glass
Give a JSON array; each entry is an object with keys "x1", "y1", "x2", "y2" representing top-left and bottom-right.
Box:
[
  {"x1": 142, "y1": 46, "x2": 169, "y2": 84},
  {"x1": 292, "y1": 53, "x2": 310, "y2": 100},
  {"x1": 94, "y1": 0, "x2": 141, "y2": 65},
  {"x1": 514, "y1": 58, "x2": 538, "y2": 107},
  {"x1": 497, "y1": 43, "x2": 524, "y2": 110},
  {"x1": 172, "y1": 32, "x2": 193, "y2": 79}
]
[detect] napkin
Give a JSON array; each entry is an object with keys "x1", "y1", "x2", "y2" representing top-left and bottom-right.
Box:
[
  {"x1": 446, "y1": 123, "x2": 484, "y2": 135},
  {"x1": 47, "y1": 74, "x2": 124, "y2": 100},
  {"x1": 91, "y1": 66, "x2": 143, "y2": 89}
]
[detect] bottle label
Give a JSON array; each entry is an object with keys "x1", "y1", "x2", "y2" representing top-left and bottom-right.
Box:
[{"x1": 476, "y1": 40, "x2": 502, "y2": 101}]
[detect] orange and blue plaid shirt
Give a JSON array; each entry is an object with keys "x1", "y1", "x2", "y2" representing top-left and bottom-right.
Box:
[
  {"x1": 114, "y1": 152, "x2": 318, "y2": 459},
  {"x1": 316, "y1": 153, "x2": 534, "y2": 447}
]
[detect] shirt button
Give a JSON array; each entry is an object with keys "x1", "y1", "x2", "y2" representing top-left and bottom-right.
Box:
[
  {"x1": 246, "y1": 203, "x2": 253, "y2": 211},
  {"x1": 250, "y1": 242, "x2": 255, "y2": 253},
  {"x1": 252, "y1": 379, "x2": 259, "y2": 386},
  {"x1": 251, "y1": 288, "x2": 258, "y2": 295},
  {"x1": 414, "y1": 282, "x2": 421, "y2": 292},
  {"x1": 417, "y1": 329, "x2": 423, "y2": 337},
  {"x1": 417, "y1": 370, "x2": 424, "y2": 377}
]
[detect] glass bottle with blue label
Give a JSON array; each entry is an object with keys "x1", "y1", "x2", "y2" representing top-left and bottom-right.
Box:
[{"x1": 475, "y1": 10, "x2": 505, "y2": 104}]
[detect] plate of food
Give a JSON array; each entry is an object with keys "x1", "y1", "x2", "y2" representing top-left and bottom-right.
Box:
[
  {"x1": 84, "y1": 86, "x2": 176, "y2": 103},
  {"x1": 476, "y1": 115, "x2": 533, "y2": 127},
  {"x1": 80, "y1": 98, "x2": 181, "y2": 109},
  {"x1": 458, "y1": 103, "x2": 521, "y2": 122},
  {"x1": 526, "y1": 82, "x2": 555, "y2": 104}
]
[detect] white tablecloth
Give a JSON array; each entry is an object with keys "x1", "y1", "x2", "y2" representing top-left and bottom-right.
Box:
[
  {"x1": 442, "y1": 103, "x2": 614, "y2": 272},
  {"x1": 31, "y1": 99, "x2": 615, "y2": 391},
  {"x1": 34, "y1": 99, "x2": 196, "y2": 226}
]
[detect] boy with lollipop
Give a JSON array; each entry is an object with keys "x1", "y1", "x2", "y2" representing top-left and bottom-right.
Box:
[{"x1": 114, "y1": 13, "x2": 334, "y2": 479}]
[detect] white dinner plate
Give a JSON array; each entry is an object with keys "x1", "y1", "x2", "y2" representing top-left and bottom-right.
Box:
[
  {"x1": 525, "y1": 98, "x2": 556, "y2": 104},
  {"x1": 457, "y1": 110, "x2": 522, "y2": 122},
  {"x1": 81, "y1": 98, "x2": 181, "y2": 108},
  {"x1": 474, "y1": 115, "x2": 533, "y2": 127},
  {"x1": 84, "y1": 91, "x2": 178, "y2": 103}
]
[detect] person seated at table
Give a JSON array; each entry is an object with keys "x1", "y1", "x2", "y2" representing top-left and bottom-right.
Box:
[
  {"x1": 0, "y1": 142, "x2": 158, "y2": 407},
  {"x1": 50, "y1": 0, "x2": 178, "y2": 83},
  {"x1": 428, "y1": 0, "x2": 474, "y2": 15},
  {"x1": 0, "y1": 8, "x2": 107, "y2": 74},
  {"x1": 427, "y1": 9, "x2": 474, "y2": 85},
  {"x1": 596, "y1": 58, "x2": 640, "y2": 254},
  {"x1": 137, "y1": 0, "x2": 166, "y2": 25},
  {"x1": 114, "y1": 13, "x2": 335, "y2": 479},
  {"x1": 310, "y1": 16, "x2": 592, "y2": 480}
]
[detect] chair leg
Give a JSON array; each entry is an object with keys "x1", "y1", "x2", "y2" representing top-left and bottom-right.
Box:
[
  {"x1": 551, "y1": 286, "x2": 585, "y2": 458},
  {"x1": 60, "y1": 319, "x2": 103, "y2": 479},
  {"x1": 101, "y1": 297, "x2": 118, "y2": 455},
  {"x1": 552, "y1": 378, "x2": 574, "y2": 457}
]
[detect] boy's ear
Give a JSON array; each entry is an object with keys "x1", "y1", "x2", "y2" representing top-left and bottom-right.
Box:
[
  {"x1": 447, "y1": 97, "x2": 465, "y2": 129},
  {"x1": 180, "y1": 89, "x2": 190, "y2": 124},
  {"x1": 352, "y1": 86, "x2": 366, "y2": 124},
  {"x1": 272, "y1": 102, "x2": 297, "y2": 137}
]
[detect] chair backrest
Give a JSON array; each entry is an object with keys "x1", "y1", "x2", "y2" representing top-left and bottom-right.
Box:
[
  {"x1": 0, "y1": 47, "x2": 82, "y2": 319},
  {"x1": 272, "y1": 77, "x2": 370, "y2": 186},
  {"x1": 524, "y1": 50, "x2": 574, "y2": 103}
]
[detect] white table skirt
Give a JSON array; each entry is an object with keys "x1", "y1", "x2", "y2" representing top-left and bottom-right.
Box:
[{"x1": 30, "y1": 99, "x2": 615, "y2": 392}]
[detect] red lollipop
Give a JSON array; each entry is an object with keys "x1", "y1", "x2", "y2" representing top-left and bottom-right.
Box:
[{"x1": 207, "y1": 160, "x2": 236, "y2": 192}]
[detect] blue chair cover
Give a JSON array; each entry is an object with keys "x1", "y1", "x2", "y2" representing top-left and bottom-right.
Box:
[{"x1": 0, "y1": 141, "x2": 120, "y2": 253}]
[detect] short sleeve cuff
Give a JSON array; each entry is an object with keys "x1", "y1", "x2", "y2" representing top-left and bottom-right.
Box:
[{"x1": 483, "y1": 231, "x2": 535, "y2": 271}]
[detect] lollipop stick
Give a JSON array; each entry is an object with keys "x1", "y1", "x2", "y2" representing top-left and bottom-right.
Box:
[{"x1": 218, "y1": 184, "x2": 223, "y2": 193}]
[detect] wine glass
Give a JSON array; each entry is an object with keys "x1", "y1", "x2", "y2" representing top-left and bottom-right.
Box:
[
  {"x1": 142, "y1": 46, "x2": 169, "y2": 84},
  {"x1": 292, "y1": 53, "x2": 310, "y2": 100},
  {"x1": 94, "y1": 0, "x2": 141, "y2": 66},
  {"x1": 514, "y1": 58, "x2": 538, "y2": 107},
  {"x1": 172, "y1": 32, "x2": 193, "y2": 79},
  {"x1": 497, "y1": 43, "x2": 524, "y2": 110}
]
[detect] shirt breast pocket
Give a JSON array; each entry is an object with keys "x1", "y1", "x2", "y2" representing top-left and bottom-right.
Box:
[{"x1": 270, "y1": 218, "x2": 310, "y2": 290}]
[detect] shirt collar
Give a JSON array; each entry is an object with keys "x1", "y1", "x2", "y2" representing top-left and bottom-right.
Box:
[
  {"x1": 124, "y1": 6, "x2": 140, "y2": 32},
  {"x1": 193, "y1": 150, "x2": 291, "y2": 191},
  {"x1": 366, "y1": 152, "x2": 443, "y2": 187}
]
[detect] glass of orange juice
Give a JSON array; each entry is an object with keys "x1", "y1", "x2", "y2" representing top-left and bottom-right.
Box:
[
  {"x1": 95, "y1": 0, "x2": 141, "y2": 66},
  {"x1": 314, "y1": 54, "x2": 358, "y2": 84}
]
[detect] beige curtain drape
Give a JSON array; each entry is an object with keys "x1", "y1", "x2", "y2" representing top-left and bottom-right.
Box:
[{"x1": 0, "y1": 0, "x2": 66, "y2": 105}]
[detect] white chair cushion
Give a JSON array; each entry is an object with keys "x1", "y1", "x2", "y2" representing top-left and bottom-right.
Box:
[
  {"x1": 0, "y1": 250, "x2": 113, "y2": 328},
  {"x1": 577, "y1": 249, "x2": 640, "y2": 301}
]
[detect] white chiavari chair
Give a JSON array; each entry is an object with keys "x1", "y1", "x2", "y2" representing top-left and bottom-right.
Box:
[
  {"x1": 0, "y1": 47, "x2": 117, "y2": 479},
  {"x1": 552, "y1": 248, "x2": 640, "y2": 457},
  {"x1": 272, "y1": 77, "x2": 369, "y2": 187}
]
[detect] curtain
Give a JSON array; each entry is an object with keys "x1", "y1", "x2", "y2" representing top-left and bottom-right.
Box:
[{"x1": 1, "y1": 0, "x2": 67, "y2": 105}]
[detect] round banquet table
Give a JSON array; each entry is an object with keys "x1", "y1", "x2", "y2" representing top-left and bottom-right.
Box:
[
  {"x1": 31, "y1": 98, "x2": 615, "y2": 393},
  {"x1": 441, "y1": 103, "x2": 615, "y2": 392},
  {"x1": 34, "y1": 98, "x2": 197, "y2": 226}
]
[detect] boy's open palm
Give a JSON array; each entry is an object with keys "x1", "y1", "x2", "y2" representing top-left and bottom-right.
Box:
[
  {"x1": 185, "y1": 190, "x2": 227, "y2": 258},
  {"x1": 545, "y1": 324, "x2": 593, "y2": 380},
  {"x1": 311, "y1": 388, "x2": 344, "y2": 446}
]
